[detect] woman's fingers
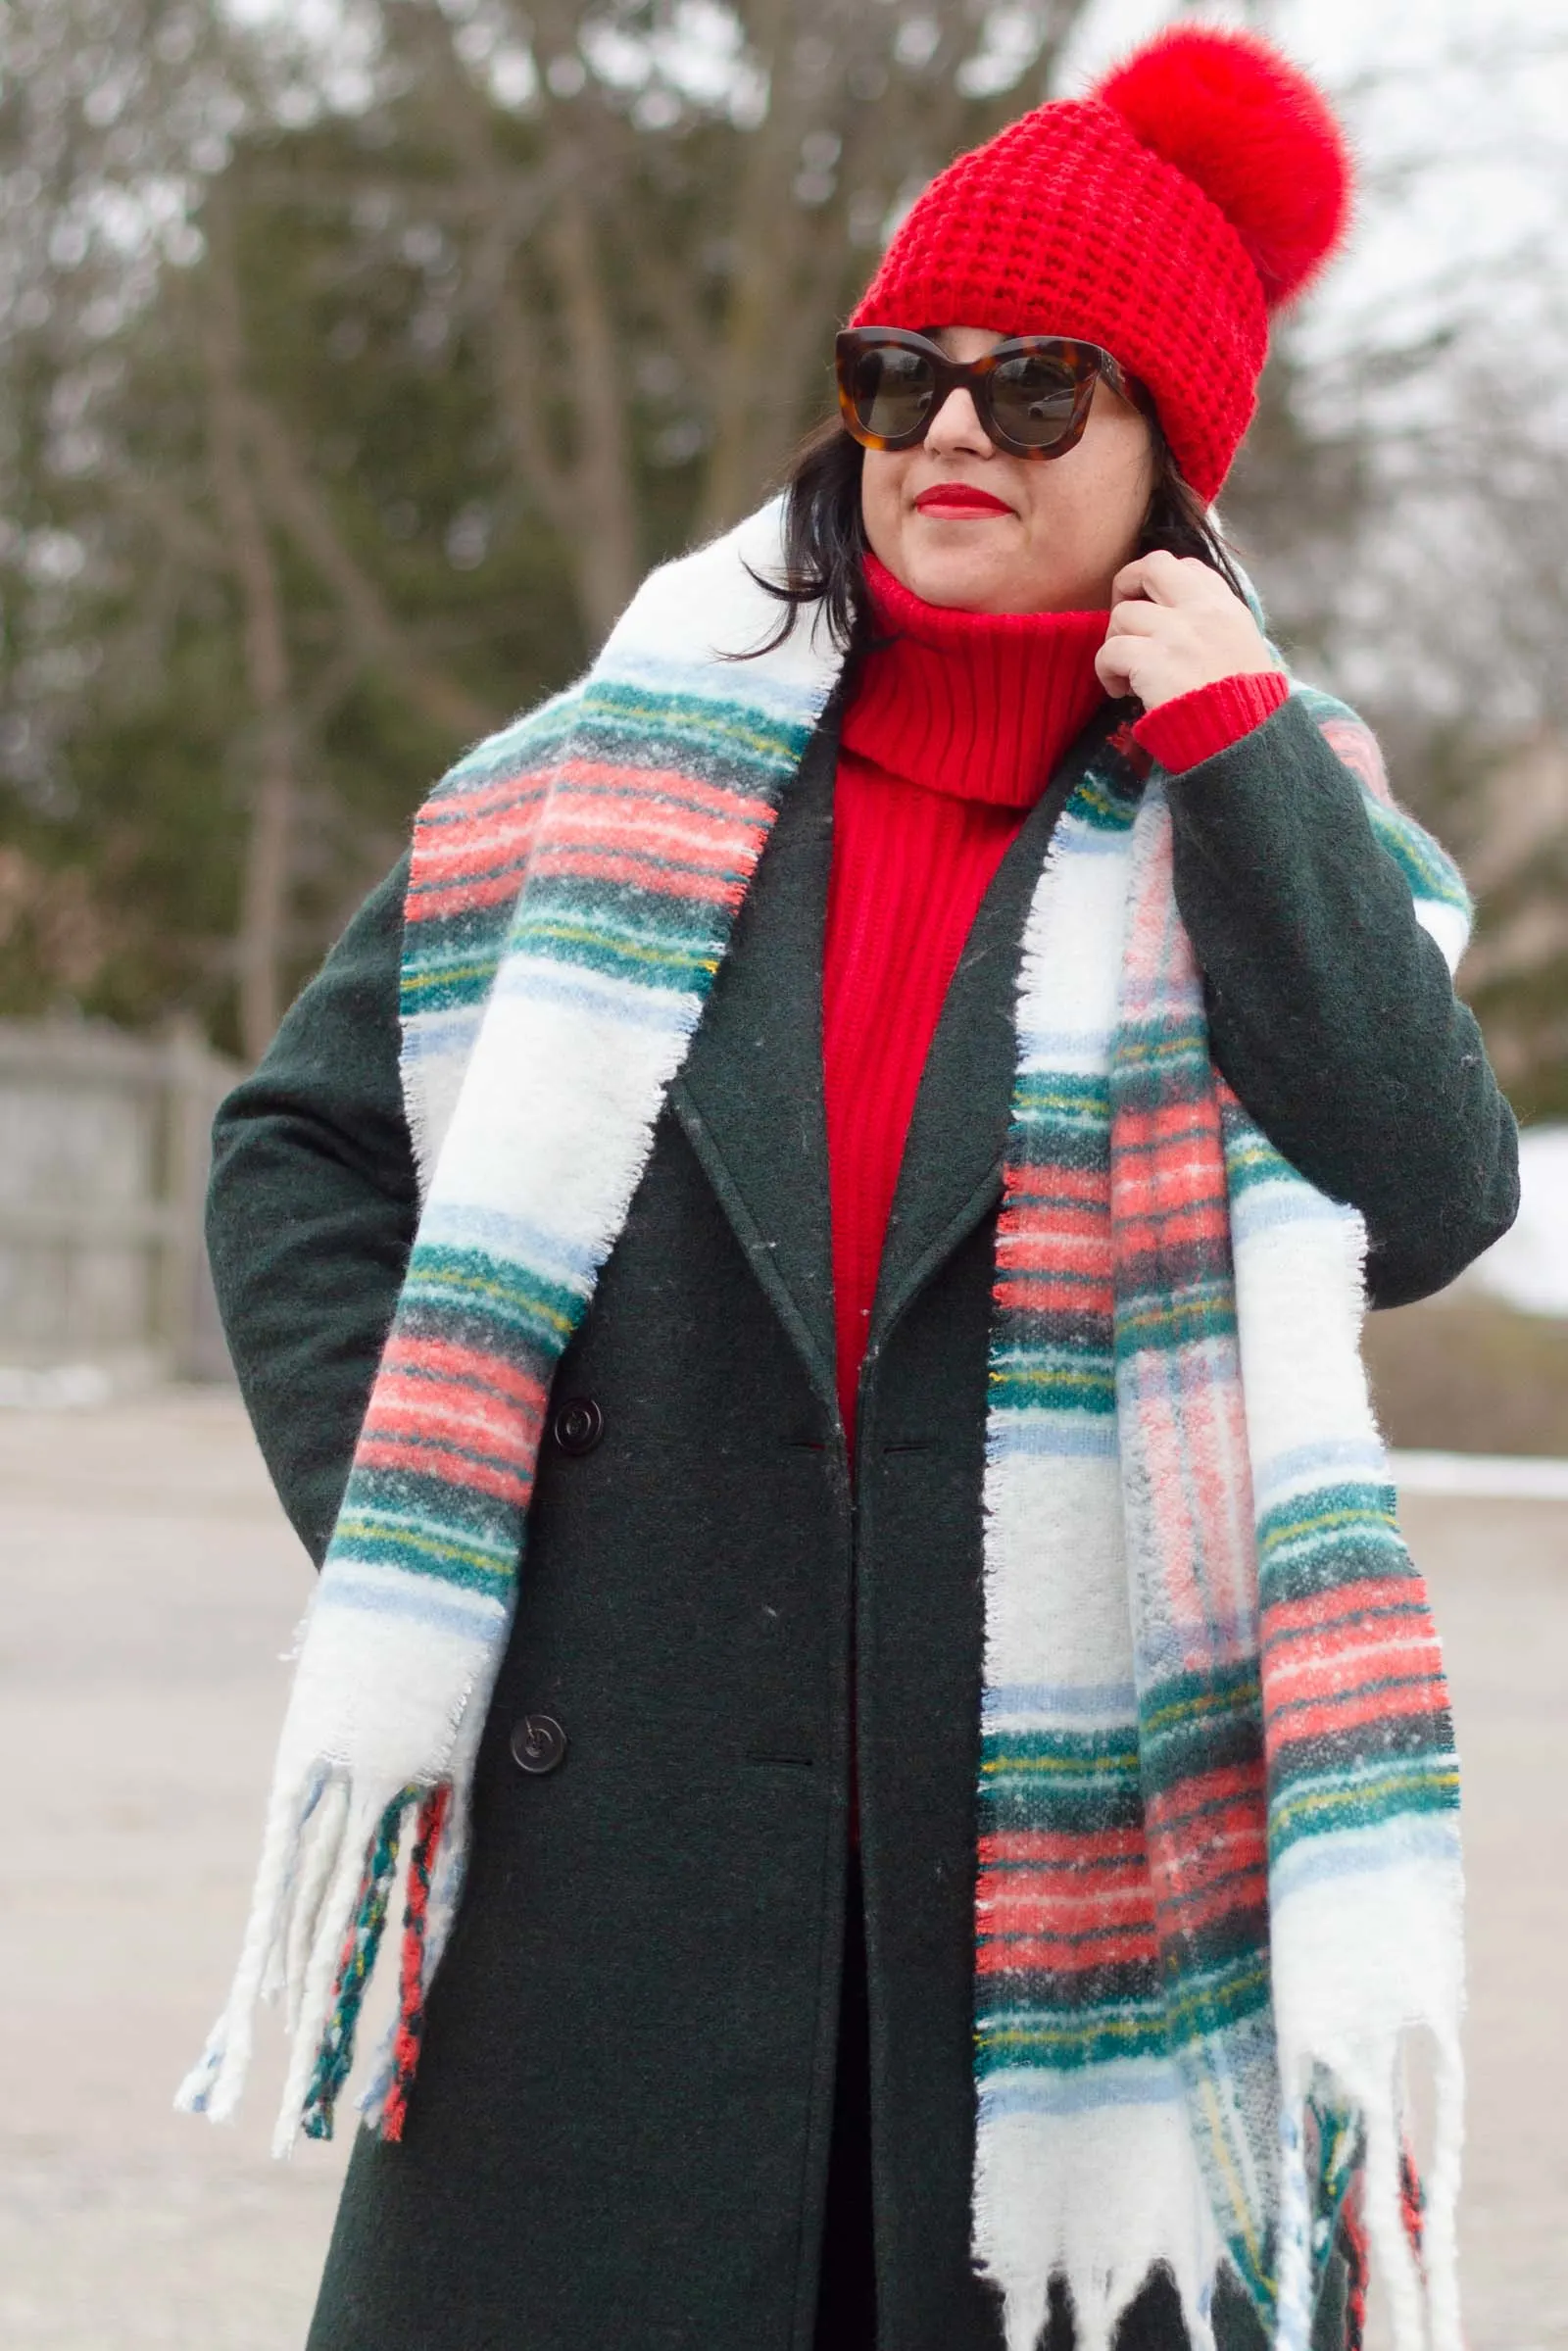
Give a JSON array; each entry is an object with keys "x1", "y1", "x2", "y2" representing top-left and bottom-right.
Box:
[
  {"x1": 1095, "y1": 634, "x2": 1141, "y2": 695},
  {"x1": 1109, "y1": 550, "x2": 1241, "y2": 610},
  {"x1": 1102, "y1": 599, "x2": 1165, "y2": 637},
  {"x1": 1110, "y1": 550, "x2": 1210, "y2": 608},
  {"x1": 1096, "y1": 567, "x2": 1284, "y2": 710}
]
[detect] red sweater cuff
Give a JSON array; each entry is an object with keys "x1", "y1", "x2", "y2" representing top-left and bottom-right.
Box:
[{"x1": 1131, "y1": 670, "x2": 1290, "y2": 774}]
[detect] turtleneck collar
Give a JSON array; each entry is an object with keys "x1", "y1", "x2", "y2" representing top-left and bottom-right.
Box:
[{"x1": 841, "y1": 551, "x2": 1110, "y2": 808}]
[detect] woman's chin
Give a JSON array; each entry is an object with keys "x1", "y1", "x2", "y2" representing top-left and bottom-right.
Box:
[{"x1": 898, "y1": 544, "x2": 1025, "y2": 614}]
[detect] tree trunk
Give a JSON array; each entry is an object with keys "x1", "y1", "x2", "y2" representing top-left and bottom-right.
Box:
[
  {"x1": 401, "y1": 4, "x2": 640, "y2": 647},
  {"x1": 696, "y1": 0, "x2": 1100, "y2": 539},
  {"x1": 541, "y1": 177, "x2": 641, "y2": 639},
  {"x1": 197, "y1": 188, "x2": 299, "y2": 1062}
]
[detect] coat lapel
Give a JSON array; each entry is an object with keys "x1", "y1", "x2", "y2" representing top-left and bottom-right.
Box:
[
  {"x1": 671, "y1": 702, "x2": 842, "y2": 1416},
  {"x1": 867, "y1": 710, "x2": 1121, "y2": 1358},
  {"x1": 672, "y1": 701, "x2": 1122, "y2": 1423}
]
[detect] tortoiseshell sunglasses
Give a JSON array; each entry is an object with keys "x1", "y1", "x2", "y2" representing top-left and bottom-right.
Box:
[{"x1": 834, "y1": 327, "x2": 1148, "y2": 462}]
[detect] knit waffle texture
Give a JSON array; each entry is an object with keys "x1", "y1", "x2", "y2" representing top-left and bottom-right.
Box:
[
  {"x1": 853, "y1": 99, "x2": 1263, "y2": 503},
  {"x1": 850, "y1": 28, "x2": 1353, "y2": 502}
]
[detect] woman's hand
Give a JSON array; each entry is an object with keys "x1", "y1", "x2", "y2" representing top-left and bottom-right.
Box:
[{"x1": 1095, "y1": 551, "x2": 1284, "y2": 710}]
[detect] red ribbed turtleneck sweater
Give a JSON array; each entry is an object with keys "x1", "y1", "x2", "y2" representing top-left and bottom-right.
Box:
[{"x1": 822, "y1": 551, "x2": 1286, "y2": 1444}]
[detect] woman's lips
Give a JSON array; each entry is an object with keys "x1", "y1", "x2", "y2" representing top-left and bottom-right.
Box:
[{"x1": 913, "y1": 483, "x2": 1015, "y2": 517}]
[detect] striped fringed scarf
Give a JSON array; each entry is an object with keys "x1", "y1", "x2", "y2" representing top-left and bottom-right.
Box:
[
  {"x1": 972, "y1": 717, "x2": 1468, "y2": 2351},
  {"x1": 180, "y1": 503, "x2": 1470, "y2": 2351}
]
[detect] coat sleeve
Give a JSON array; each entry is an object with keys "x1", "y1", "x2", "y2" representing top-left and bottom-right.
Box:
[
  {"x1": 1167, "y1": 694, "x2": 1519, "y2": 1309},
  {"x1": 207, "y1": 853, "x2": 417, "y2": 1564}
]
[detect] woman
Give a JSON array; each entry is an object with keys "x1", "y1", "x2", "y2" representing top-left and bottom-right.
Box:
[{"x1": 184, "y1": 27, "x2": 1516, "y2": 2351}]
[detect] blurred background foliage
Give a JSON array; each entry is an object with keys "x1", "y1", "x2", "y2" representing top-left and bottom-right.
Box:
[{"x1": 0, "y1": 0, "x2": 1564, "y2": 1102}]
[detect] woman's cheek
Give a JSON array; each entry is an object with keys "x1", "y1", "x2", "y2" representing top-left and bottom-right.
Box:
[{"x1": 858, "y1": 453, "x2": 902, "y2": 570}]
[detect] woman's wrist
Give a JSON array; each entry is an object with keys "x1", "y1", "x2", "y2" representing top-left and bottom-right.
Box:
[{"x1": 1130, "y1": 669, "x2": 1291, "y2": 775}]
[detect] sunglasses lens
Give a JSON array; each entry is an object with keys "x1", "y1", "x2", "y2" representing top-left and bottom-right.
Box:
[
  {"x1": 846, "y1": 342, "x2": 936, "y2": 444},
  {"x1": 989, "y1": 351, "x2": 1087, "y2": 448}
]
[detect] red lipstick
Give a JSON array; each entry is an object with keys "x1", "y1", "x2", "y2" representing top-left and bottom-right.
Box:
[{"x1": 914, "y1": 483, "x2": 1014, "y2": 517}]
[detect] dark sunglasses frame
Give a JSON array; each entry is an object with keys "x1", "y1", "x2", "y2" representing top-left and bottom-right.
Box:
[{"x1": 834, "y1": 326, "x2": 1149, "y2": 462}]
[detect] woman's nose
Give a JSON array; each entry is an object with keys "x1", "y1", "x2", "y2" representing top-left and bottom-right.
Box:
[{"x1": 924, "y1": 386, "x2": 995, "y2": 458}]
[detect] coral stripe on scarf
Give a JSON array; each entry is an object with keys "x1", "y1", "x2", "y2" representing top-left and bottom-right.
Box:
[{"x1": 180, "y1": 504, "x2": 1469, "y2": 2351}]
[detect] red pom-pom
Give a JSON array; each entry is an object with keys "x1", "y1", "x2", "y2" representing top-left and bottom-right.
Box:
[{"x1": 1092, "y1": 25, "x2": 1352, "y2": 307}]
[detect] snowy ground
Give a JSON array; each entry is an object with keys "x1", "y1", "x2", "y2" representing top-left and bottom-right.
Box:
[
  {"x1": 0, "y1": 1393, "x2": 347, "y2": 2350},
  {"x1": 2, "y1": 1390, "x2": 1565, "y2": 2350},
  {"x1": 1470, "y1": 1123, "x2": 1568, "y2": 1317}
]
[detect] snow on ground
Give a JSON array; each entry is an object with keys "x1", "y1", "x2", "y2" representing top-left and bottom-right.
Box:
[{"x1": 1470, "y1": 1124, "x2": 1568, "y2": 1317}]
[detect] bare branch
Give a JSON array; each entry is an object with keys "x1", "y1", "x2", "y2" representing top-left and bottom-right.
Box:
[
  {"x1": 240, "y1": 390, "x2": 496, "y2": 742},
  {"x1": 115, "y1": 476, "x2": 231, "y2": 574}
]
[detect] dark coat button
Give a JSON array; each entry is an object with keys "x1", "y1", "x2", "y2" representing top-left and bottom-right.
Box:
[
  {"x1": 551, "y1": 1396, "x2": 604, "y2": 1456},
  {"x1": 510, "y1": 1714, "x2": 567, "y2": 1776}
]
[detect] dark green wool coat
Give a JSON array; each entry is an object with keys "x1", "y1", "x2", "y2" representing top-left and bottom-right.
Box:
[{"x1": 209, "y1": 698, "x2": 1517, "y2": 2351}]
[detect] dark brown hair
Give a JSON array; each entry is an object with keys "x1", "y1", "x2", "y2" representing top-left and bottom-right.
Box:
[{"x1": 740, "y1": 412, "x2": 1246, "y2": 661}]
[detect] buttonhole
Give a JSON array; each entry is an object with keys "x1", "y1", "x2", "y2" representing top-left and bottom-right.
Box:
[
  {"x1": 882, "y1": 1439, "x2": 936, "y2": 1454},
  {"x1": 745, "y1": 1751, "x2": 816, "y2": 1769}
]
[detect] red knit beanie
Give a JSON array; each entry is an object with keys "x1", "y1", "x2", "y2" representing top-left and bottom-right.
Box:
[{"x1": 849, "y1": 25, "x2": 1352, "y2": 503}]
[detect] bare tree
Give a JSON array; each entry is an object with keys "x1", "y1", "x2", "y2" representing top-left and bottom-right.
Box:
[
  {"x1": 695, "y1": 0, "x2": 1091, "y2": 534},
  {"x1": 7, "y1": 0, "x2": 1567, "y2": 1111},
  {"x1": 361, "y1": 1, "x2": 1099, "y2": 634},
  {"x1": 196, "y1": 183, "x2": 300, "y2": 1062}
]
